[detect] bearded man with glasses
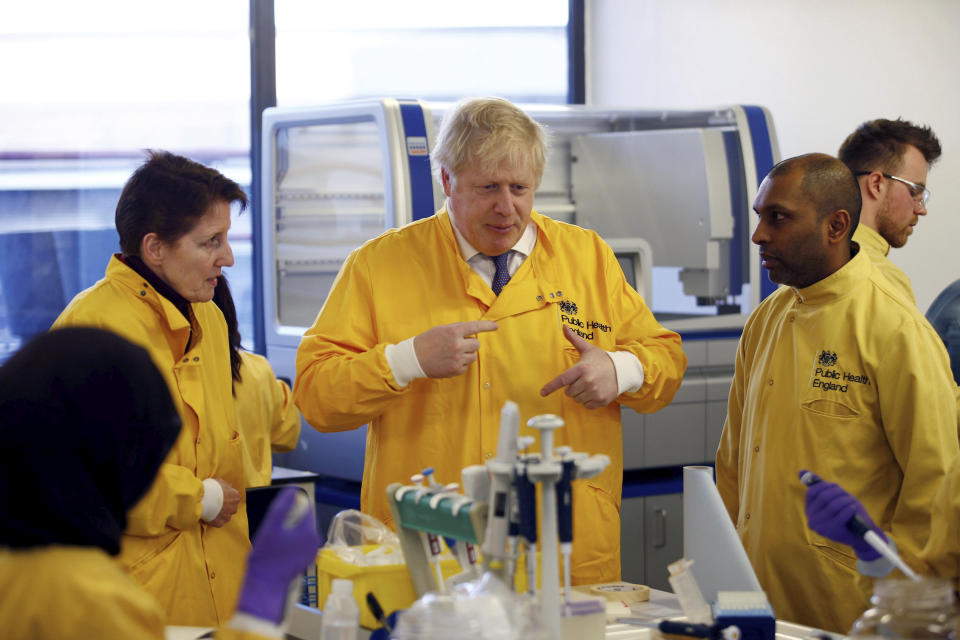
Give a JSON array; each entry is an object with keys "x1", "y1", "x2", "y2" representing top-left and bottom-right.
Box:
[{"x1": 839, "y1": 118, "x2": 941, "y2": 304}]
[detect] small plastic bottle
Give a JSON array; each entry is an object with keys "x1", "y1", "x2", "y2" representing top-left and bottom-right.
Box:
[
  {"x1": 849, "y1": 577, "x2": 958, "y2": 639},
  {"x1": 321, "y1": 578, "x2": 359, "y2": 640}
]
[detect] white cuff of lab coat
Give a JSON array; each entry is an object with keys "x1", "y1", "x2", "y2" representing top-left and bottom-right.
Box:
[
  {"x1": 200, "y1": 478, "x2": 224, "y2": 522},
  {"x1": 385, "y1": 337, "x2": 427, "y2": 387},
  {"x1": 227, "y1": 612, "x2": 285, "y2": 638},
  {"x1": 607, "y1": 350, "x2": 645, "y2": 395}
]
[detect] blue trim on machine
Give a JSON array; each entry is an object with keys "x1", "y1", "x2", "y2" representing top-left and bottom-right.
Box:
[
  {"x1": 723, "y1": 130, "x2": 747, "y2": 299},
  {"x1": 741, "y1": 105, "x2": 778, "y2": 301},
  {"x1": 398, "y1": 101, "x2": 435, "y2": 221}
]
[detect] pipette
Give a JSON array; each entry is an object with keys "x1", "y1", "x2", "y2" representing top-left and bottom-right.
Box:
[
  {"x1": 483, "y1": 401, "x2": 520, "y2": 575},
  {"x1": 526, "y1": 413, "x2": 565, "y2": 640},
  {"x1": 506, "y1": 436, "x2": 536, "y2": 589},
  {"x1": 555, "y1": 445, "x2": 575, "y2": 611},
  {"x1": 515, "y1": 461, "x2": 538, "y2": 596},
  {"x1": 800, "y1": 471, "x2": 920, "y2": 581}
]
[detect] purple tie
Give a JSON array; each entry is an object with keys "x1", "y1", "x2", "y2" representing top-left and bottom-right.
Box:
[{"x1": 490, "y1": 252, "x2": 511, "y2": 295}]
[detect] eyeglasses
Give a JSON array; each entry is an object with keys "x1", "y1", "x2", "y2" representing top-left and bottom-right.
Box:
[{"x1": 854, "y1": 171, "x2": 930, "y2": 206}]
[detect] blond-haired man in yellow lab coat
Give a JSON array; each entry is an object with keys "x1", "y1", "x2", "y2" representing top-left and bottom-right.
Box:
[
  {"x1": 716, "y1": 153, "x2": 959, "y2": 633},
  {"x1": 294, "y1": 97, "x2": 687, "y2": 584}
]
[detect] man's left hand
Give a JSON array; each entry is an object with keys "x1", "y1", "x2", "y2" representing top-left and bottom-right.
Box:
[{"x1": 539, "y1": 325, "x2": 618, "y2": 409}]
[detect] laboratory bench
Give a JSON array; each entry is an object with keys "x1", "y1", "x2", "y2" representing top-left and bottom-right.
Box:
[{"x1": 166, "y1": 588, "x2": 845, "y2": 640}]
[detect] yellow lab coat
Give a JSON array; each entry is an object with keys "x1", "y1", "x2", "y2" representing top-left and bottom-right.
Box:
[
  {"x1": 54, "y1": 256, "x2": 250, "y2": 626},
  {"x1": 0, "y1": 547, "x2": 280, "y2": 640},
  {"x1": 295, "y1": 209, "x2": 686, "y2": 584},
  {"x1": 852, "y1": 224, "x2": 915, "y2": 304},
  {"x1": 236, "y1": 351, "x2": 301, "y2": 487},
  {"x1": 716, "y1": 247, "x2": 958, "y2": 632},
  {"x1": 918, "y1": 453, "x2": 960, "y2": 581}
]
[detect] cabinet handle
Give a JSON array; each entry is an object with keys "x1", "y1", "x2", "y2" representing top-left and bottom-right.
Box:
[{"x1": 654, "y1": 508, "x2": 667, "y2": 548}]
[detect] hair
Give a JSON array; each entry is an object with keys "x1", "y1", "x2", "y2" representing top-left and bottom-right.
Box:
[
  {"x1": 768, "y1": 153, "x2": 862, "y2": 237},
  {"x1": 211, "y1": 274, "x2": 243, "y2": 391},
  {"x1": 0, "y1": 327, "x2": 181, "y2": 553},
  {"x1": 838, "y1": 118, "x2": 942, "y2": 175},
  {"x1": 430, "y1": 97, "x2": 548, "y2": 187},
  {"x1": 115, "y1": 150, "x2": 247, "y2": 256}
]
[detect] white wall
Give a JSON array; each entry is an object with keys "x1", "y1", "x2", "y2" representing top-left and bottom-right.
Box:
[{"x1": 588, "y1": 0, "x2": 959, "y2": 312}]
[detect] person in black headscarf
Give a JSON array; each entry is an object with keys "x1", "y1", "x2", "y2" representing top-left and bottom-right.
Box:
[{"x1": 0, "y1": 328, "x2": 319, "y2": 640}]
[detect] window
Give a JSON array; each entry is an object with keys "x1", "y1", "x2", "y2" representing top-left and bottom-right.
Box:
[
  {"x1": 0, "y1": 2, "x2": 251, "y2": 359},
  {"x1": 274, "y1": 1, "x2": 570, "y2": 106},
  {"x1": 0, "y1": 0, "x2": 573, "y2": 361}
]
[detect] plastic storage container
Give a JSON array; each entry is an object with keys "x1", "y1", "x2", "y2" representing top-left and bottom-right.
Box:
[
  {"x1": 315, "y1": 545, "x2": 537, "y2": 629},
  {"x1": 321, "y1": 578, "x2": 359, "y2": 640},
  {"x1": 849, "y1": 577, "x2": 958, "y2": 639}
]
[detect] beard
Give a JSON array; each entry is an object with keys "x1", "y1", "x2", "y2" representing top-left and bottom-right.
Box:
[{"x1": 875, "y1": 198, "x2": 911, "y2": 248}]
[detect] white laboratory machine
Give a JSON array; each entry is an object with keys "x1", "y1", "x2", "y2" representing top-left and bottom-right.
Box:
[{"x1": 260, "y1": 99, "x2": 780, "y2": 589}]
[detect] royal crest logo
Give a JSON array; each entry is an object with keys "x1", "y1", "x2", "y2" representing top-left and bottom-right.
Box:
[
  {"x1": 559, "y1": 300, "x2": 579, "y2": 315},
  {"x1": 818, "y1": 350, "x2": 838, "y2": 367}
]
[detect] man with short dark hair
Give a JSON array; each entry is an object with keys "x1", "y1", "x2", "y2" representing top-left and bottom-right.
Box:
[
  {"x1": 839, "y1": 118, "x2": 942, "y2": 303},
  {"x1": 715, "y1": 153, "x2": 958, "y2": 632}
]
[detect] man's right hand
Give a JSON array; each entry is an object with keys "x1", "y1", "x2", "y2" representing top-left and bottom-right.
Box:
[
  {"x1": 208, "y1": 478, "x2": 241, "y2": 528},
  {"x1": 800, "y1": 470, "x2": 883, "y2": 560},
  {"x1": 413, "y1": 321, "x2": 498, "y2": 378}
]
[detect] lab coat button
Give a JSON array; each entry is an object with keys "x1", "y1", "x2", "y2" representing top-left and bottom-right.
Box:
[
  {"x1": 537, "y1": 295, "x2": 543, "y2": 301},
  {"x1": 754, "y1": 445, "x2": 760, "y2": 452},
  {"x1": 484, "y1": 453, "x2": 493, "y2": 459},
  {"x1": 182, "y1": 357, "x2": 189, "y2": 363},
  {"x1": 193, "y1": 357, "x2": 199, "y2": 362},
  {"x1": 483, "y1": 381, "x2": 491, "y2": 389},
  {"x1": 140, "y1": 290, "x2": 147, "y2": 296},
  {"x1": 768, "y1": 379, "x2": 774, "y2": 386},
  {"x1": 745, "y1": 513, "x2": 751, "y2": 520},
  {"x1": 210, "y1": 571, "x2": 215, "y2": 579}
]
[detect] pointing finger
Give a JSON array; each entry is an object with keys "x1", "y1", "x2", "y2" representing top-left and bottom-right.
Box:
[
  {"x1": 460, "y1": 320, "x2": 499, "y2": 337},
  {"x1": 562, "y1": 324, "x2": 591, "y2": 352},
  {"x1": 540, "y1": 367, "x2": 580, "y2": 397},
  {"x1": 540, "y1": 374, "x2": 565, "y2": 397}
]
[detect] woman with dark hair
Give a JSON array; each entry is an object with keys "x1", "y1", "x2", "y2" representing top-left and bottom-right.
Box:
[
  {"x1": 0, "y1": 328, "x2": 319, "y2": 639},
  {"x1": 53, "y1": 151, "x2": 250, "y2": 625}
]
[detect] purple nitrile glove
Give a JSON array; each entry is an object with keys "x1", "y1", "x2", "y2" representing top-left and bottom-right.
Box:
[
  {"x1": 236, "y1": 487, "x2": 321, "y2": 623},
  {"x1": 799, "y1": 469, "x2": 883, "y2": 561}
]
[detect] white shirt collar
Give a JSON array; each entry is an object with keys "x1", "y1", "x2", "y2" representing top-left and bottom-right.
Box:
[{"x1": 446, "y1": 201, "x2": 537, "y2": 260}]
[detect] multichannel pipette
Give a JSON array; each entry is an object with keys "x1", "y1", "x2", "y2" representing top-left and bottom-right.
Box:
[
  {"x1": 412, "y1": 471, "x2": 447, "y2": 591},
  {"x1": 800, "y1": 471, "x2": 920, "y2": 581}
]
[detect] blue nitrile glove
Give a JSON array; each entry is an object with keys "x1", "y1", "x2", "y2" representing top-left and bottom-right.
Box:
[
  {"x1": 799, "y1": 469, "x2": 883, "y2": 561},
  {"x1": 235, "y1": 487, "x2": 321, "y2": 623}
]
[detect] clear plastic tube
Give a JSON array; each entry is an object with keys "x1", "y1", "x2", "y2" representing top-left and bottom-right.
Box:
[{"x1": 667, "y1": 558, "x2": 713, "y2": 624}]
